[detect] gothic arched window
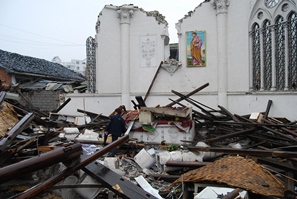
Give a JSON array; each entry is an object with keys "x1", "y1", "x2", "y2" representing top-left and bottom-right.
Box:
[
  {"x1": 263, "y1": 20, "x2": 272, "y2": 90},
  {"x1": 275, "y1": 16, "x2": 285, "y2": 90},
  {"x1": 288, "y1": 12, "x2": 297, "y2": 90},
  {"x1": 251, "y1": 23, "x2": 261, "y2": 90}
]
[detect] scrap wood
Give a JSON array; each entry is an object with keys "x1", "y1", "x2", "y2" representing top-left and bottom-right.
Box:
[
  {"x1": 171, "y1": 155, "x2": 285, "y2": 197},
  {"x1": 0, "y1": 143, "x2": 82, "y2": 184},
  {"x1": 84, "y1": 161, "x2": 159, "y2": 199},
  {"x1": 188, "y1": 146, "x2": 297, "y2": 158},
  {"x1": 144, "y1": 61, "x2": 163, "y2": 102},
  {"x1": 235, "y1": 114, "x2": 297, "y2": 143},
  {"x1": 166, "y1": 82, "x2": 209, "y2": 107},
  {"x1": 0, "y1": 102, "x2": 19, "y2": 137},
  {"x1": 15, "y1": 135, "x2": 129, "y2": 199},
  {"x1": 171, "y1": 90, "x2": 220, "y2": 119},
  {"x1": 0, "y1": 113, "x2": 34, "y2": 153},
  {"x1": 257, "y1": 157, "x2": 297, "y2": 174}
]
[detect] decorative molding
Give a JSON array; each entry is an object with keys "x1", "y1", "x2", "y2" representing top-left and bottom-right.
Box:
[
  {"x1": 161, "y1": 59, "x2": 182, "y2": 76},
  {"x1": 117, "y1": 6, "x2": 134, "y2": 24},
  {"x1": 211, "y1": 0, "x2": 230, "y2": 14}
]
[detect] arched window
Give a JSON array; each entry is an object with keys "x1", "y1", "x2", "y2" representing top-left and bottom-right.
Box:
[
  {"x1": 263, "y1": 20, "x2": 272, "y2": 90},
  {"x1": 251, "y1": 23, "x2": 261, "y2": 90},
  {"x1": 275, "y1": 16, "x2": 285, "y2": 90},
  {"x1": 288, "y1": 12, "x2": 297, "y2": 89},
  {"x1": 250, "y1": 1, "x2": 297, "y2": 92}
]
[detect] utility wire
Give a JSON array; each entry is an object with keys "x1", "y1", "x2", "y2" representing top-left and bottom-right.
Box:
[
  {"x1": 0, "y1": 37, "x2": 85, "y2": 47},
  {"x1": 0, "y1": 23, "x2": 83, "y2": 45}
]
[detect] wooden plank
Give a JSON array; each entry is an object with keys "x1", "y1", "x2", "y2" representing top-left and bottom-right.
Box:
[
  {"x1": 144, "y1": 61, "x2": 163, "y2": 102},
  {"x1": 166, "y1": 82, "x2": 209, "y2": 107},
  {"x1": 141, "y1": 106, "x2": 192, "y2": 118}
]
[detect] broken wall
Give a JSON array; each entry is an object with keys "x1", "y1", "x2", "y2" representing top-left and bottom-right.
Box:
[
  {"x1": 22, "y1": 90, "x2": 63, "y2": 112},
  {"x1": 61, "y1": 1, "x2": 297, "y2": 122},
  {"x1": 95, "y1": 5, "x2": 169, "y2": 98},
  {"x1": 0, "y1": 67, "x2": 12, "y2": 87}
]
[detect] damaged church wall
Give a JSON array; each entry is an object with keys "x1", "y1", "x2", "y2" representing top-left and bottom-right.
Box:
[
  {"x1": 61, "y1": 0, "x2": 297, "y2": 121},
  {"x1": 174, "y1": 0, "x2": 297, "y2": 120},
  {"x1": 95, "y1": 5, "x2": 170, "y2": 106}
]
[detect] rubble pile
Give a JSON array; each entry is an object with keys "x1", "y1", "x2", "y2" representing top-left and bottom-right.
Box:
[{"x1": 0, "y1": 82, "x2": 296, "y2": 199}]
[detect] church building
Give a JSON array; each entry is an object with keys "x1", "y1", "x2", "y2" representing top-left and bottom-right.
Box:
[{"x1": 63, "y1": 0, "x2": 297, "y2": 121}]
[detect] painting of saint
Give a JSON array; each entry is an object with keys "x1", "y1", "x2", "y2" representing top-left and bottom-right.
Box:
[{"x1": 186, "y1": 31, "x2": 206, "y2": 67}]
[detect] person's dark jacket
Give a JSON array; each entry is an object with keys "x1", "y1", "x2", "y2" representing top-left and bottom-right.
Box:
[{"x1": 105, "y1": 114, "x2": 126, "y2": 136}]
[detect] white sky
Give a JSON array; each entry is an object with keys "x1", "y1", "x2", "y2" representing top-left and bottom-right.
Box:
[{"x1": 0, "y1": 0, "x2": 204, "y2": 61}]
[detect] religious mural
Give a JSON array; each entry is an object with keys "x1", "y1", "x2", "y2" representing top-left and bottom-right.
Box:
[{"x1": 186, "y1": 31, "x2": 206, "y2": 67}]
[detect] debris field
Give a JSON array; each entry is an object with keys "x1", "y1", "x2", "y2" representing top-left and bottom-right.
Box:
[{"x1": 0, "y1": 82, "x2": 296, "y2": 199}]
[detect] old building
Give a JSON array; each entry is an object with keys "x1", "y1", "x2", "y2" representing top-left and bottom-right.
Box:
[
  {"x1": 62, "y1": 0, "x2": 297, "y2": 121},
  {"x1": 0, "y1": 49, "x2": 85, "y2": 111},
  {"x1": 52, "y1": 56, "x2": 86, "y2": 76}
]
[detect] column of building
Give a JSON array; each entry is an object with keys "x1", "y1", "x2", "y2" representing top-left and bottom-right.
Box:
[
  {"x1": 117, "y1": 6, "x2": 134, "y2": 108},
  {"x1": 213, "y1": 0, "x2": 229, "y2": 108}
]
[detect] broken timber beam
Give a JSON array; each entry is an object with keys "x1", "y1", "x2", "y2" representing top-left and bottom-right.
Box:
[
  {"x1": 205, "y1": 127, "x2": 257, "y2": 143},
  {"x1": 256, "y1": 158, "x2": 297, "y2": 174},
  {"x1": 0, "y1": 143, "x2": 82, "y2": 184},
  {"x1": 187, "y1": 146, "x2": 297, "y2": 158},
  {"x1": 218, "y1": 105, "x2": 240, "y2": 122},
  {"x1": 15, "y1": 135, "x2": 130, "y2": 199},
  {"x1": 171, "y1": 89, "x2": 219, "y2": 119},
  {"x1": 0, "y1": 113, "x2": 35, "y2": 153},
  {"x1": 222, "y1": 188, "x2": 241, "y2": 199},
  {"x1": 83, "y1": 160, "x2": 158, "y2": 199},
  {"x1": 168, "y1": 98, "x2": 213, "y2": 121},
  {"x1": 166, "y1": 161, "x2": 209, "y2": 168},
  {"x1": 165, "y1": 82, "x2": 209, "y2": 107},
  {"x1": 52, "y1": 97, "x2": 71, "y2": 113},
  {"x1": 144, "y1": 61, "x2": 163, "y2": 102},
  {"x1": 0, "y1": 91, "x2": 6, "y2": 104},
  {"x1": 262, "y1": 118, "x2": 297, "y2": 137},
  {"x1": 263, "y1": 99, "x2": 273, "y2": 119},
  {"x1": 235, "y1": 114, "x2": 297, "y2": 143}
]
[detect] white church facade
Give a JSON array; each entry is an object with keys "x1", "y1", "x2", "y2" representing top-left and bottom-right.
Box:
[{"x1": 61, "y1": 0, "x2": 297, "y2": 122}]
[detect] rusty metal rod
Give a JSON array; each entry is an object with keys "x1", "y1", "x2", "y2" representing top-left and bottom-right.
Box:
[
  {"x1": 0, "y1": 143, "x2": 82, "y2": 184},
  {"x1": 15, "y1": 135, "x2": 129, "y2": 199}
]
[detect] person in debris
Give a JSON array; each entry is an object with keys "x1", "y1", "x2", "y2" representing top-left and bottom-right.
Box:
[
  {"x1": 190, "y1": 31, "x2": 203, "y2": 66},
  {"x1": 103, "y1": 108, "x2": 126, "y2": 156}
]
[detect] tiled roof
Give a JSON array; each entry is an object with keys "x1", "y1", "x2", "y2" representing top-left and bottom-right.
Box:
[
  {"x1": 0, "y1": 49, "x2": 85, "y2": 81},
  {"x1": 172, "y1": 155, "x2": 285, "y2": 197}
]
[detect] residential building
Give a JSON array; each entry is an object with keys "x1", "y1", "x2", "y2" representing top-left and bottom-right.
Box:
[{"x1": 52, "y1": 56, "x2": 86, "y2": 76}]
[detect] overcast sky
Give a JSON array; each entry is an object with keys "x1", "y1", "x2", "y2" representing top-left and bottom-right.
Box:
[{"x1": 0, "y1": 0, "x2": 204, "y2": 62}]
